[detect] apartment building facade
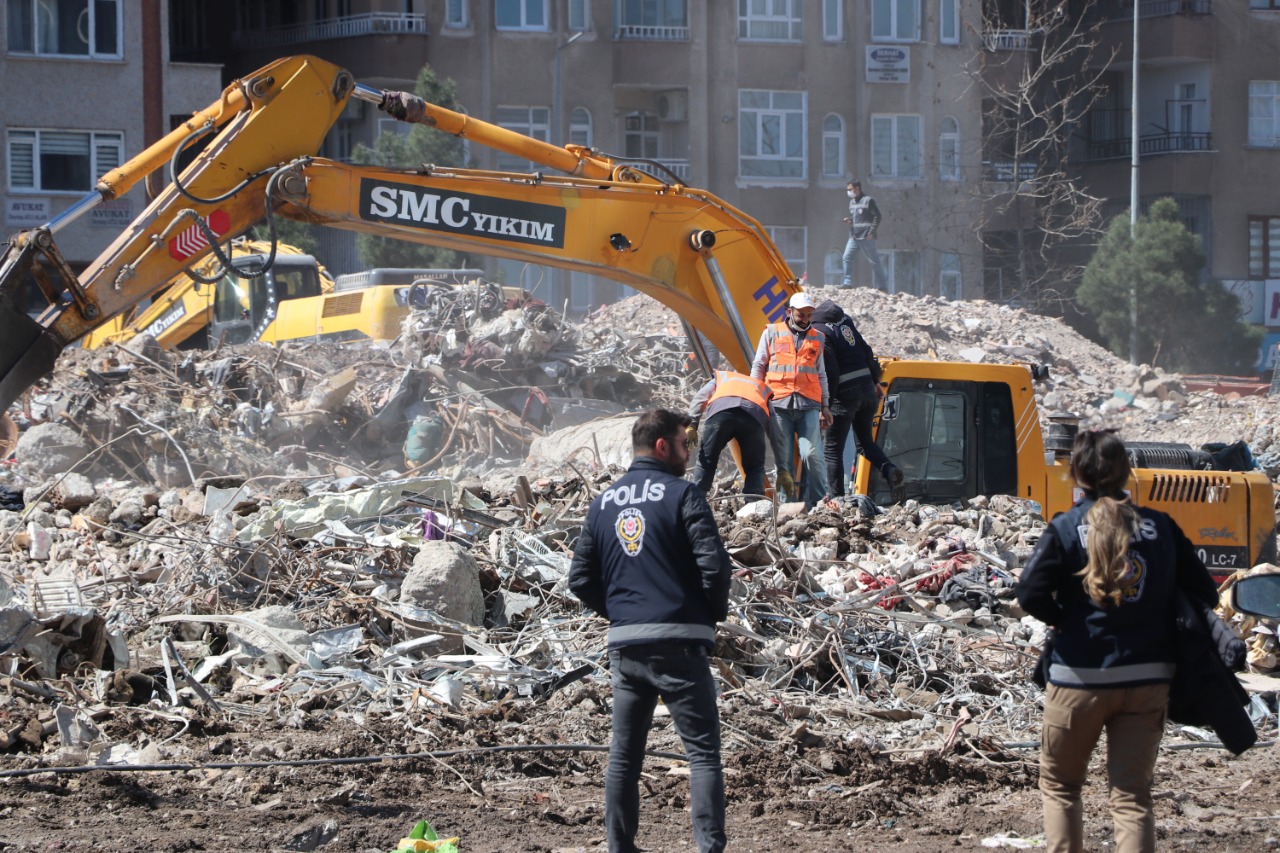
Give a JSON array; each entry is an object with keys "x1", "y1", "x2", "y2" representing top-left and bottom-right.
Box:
[
  {"x1": 1074, "y1": 0, "x2": 1280, "y2": 369},
  {"x1": 1, "y1": 0, "x2": 220, "y2": 270}
]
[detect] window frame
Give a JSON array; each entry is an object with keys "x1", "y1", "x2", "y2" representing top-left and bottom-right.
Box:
[
  {"x1": 569, "y1": 0, "x2": 591, "y2": 31},
  {"x1": 495, "y1": 106, "x2": 551, "y2": 170},
  {"x1": 445, "y1": 0, "x2": 469, "y2": 28},
  {"x1": 871, "y1": 113, "x2": 923, "y2": 179},
  {"x1": 738, "y1": 89, "x2": 808, "y2": 182},
  {"x1": 939, "y1": 0, "x2": 959, "y2": 44},
  {"x1": 6, "y1": 0, "x2": 123, "y2": 59},
  {"x1": 940, "y1": 252, "x2": 961, "y2": 300},
  {"x1": 494, "y1": 0, "x2": 548, "y2": 31},
  {"x1": 883, "y1": 250, "x2": 921, "y2": 295},
  {"x1": 823, "y1": 250, "x2": 843, "y2": 286},
  {"x1": 822, "y1": 0, "x2": 842, "y2": 41},
  {"x1": 737, "y1": 0, "x2": 803, "y2": 42},
  {"x1": 939, "y1": 115, "x2": 960, "y2": 181},
  {"x1": 766, "y1": 225, "x2": 808, "y2": 280},
  {"x1": 1248, "y1": 80, "x2": 1280, "y2": 148},
  {"x1": 822, "y1": 113, "x2": 846, "y2": 178},
  {"x1": 7, "y1": 128, "x2": 124, "y2": 194},
  {"x1": 569, "y1": 107, "x2": 593, "y2": 148},
  {"x1": 1248, "y1": 215, "x2": 1280, "y2": 279},
  {"x1": 871, "y1": 0, "x2": 920, "y2": 43}
]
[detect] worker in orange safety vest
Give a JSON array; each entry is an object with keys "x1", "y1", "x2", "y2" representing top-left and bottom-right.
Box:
[
  {"x1": 750, "y1": 291, "x2": 832, "y2": 509},
  {"x1": 687, "y1": 370, "x2": 773, "y2": 497}
]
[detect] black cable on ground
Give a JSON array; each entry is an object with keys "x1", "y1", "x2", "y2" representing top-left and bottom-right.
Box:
[{"x1": 0, "y1": 742, "x2": 688, "y2": 780}]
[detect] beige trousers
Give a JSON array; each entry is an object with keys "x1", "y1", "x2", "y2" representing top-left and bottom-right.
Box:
[{"x1": 1039, "y1": 682, "x2": 1169, "y2": 853}]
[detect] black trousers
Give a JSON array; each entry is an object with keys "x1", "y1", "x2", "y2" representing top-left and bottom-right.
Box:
[{"x1": 825, "y1": 381, "x2": 891, "y2": 496}]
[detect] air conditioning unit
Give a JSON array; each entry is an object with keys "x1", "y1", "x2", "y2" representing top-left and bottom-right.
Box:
[{"x1": 657, "y1": 90, "x2": 688, "y2": 123}]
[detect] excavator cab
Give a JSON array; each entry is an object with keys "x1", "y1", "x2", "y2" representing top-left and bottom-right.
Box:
[
  {"x1": 206, "y1": 253, "x2": 325, "y2": 348},
  {"x1": 868, "y1": 377, "x2": 1019, "y2": 506}
]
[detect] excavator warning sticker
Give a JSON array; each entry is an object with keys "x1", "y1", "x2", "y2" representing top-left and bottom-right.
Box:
[
  {"x1": 168, "y1": 209, "x2": 230, "y2": 261},
  {"x1": 360, "y1": 180, "x2": 566, "y2": 249}
]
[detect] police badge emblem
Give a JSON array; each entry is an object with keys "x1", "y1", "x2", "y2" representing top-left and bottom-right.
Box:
[
  {"x1": 841, "y1": 326, "x2": 856, "y2": 345},
  {"x1": 615, "y1": 507, "x2": 646, "y2": 556}
]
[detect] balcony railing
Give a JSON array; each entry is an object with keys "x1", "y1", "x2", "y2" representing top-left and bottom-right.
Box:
[
  {"x1": 630, "y1": 159, "x2": 691, "y2": 182},
  {"x1": 982, "y1": 28, "x2": 1033, "y2": 50},
  {"x1": 1090, "y1": 0, "x2": 1212, "y2": 21},
  {"x1": 235, "y1": 13, "x2": 427, "y2": 50},
  {"x1": 1082, "y1": 131, "x2": 1213, "y2": 160},
  {"x1": 615, "y1": 24, "x2": 690, "y2": 40},
  {"x1": 983, "y1": 160, "x2": 1039, "y2": 182}
]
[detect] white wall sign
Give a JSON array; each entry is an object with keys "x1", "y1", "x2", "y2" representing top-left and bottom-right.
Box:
[
  {"x1": 90, "y1": 198, "x2": 134, "y2": 228},
  {"x1": 866, "y1": 46, "x2": 909, "y2": 83},
  {"x1": 5, "y1": 197, "x2": 50, "y2": 228}
]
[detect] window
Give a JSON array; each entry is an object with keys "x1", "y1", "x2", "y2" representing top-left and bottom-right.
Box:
[
  {"x1": 767, "y1": 226, "x2": 807, "y2": 278},
  {"x1": 871, "y1": 0, "x2": 919, "y2": 41},
  {"x1": 495, "y1": 107, "x2": 550, "y2": 170},
  {"x1": 823, "y1": 250, "x2": 842, "y2": 285},
  {"x1": 495, "y1": 0, "x2": 547, "y2": 30},
  {"x1": 872, "y1": 114, "x2": 922, "y2": 178},
  {"x1": 738, "y1": 0, "x2": 802, "y2": 41},
  {"x1": 822, "y1": 114, "x2": 846, "y2": 178},
  {"x1": 939, "y1": 116, "x2": 960, "y2": 181},
  {"x1": 7, "y1": 0, "x2": 122, "y2": 57},
  {"x1": 940, "y1": 0, "x2": 959, "y2": 44},
  {"x1": 445, "y1": 0, "x2": 469, "y2": 28},
  {"x1": 1249, "y1": 216, "x2": 1280, "y2": 278},
  {"x1": 619, "y1": 0, "x2": 688, "y2": 35},
  {"x1": 884, "y1": 250, "x2": 921, "y2": 294},
  {"x1": 569, "y1": 108, "x2": 593, "y2": 148},
  {"x1": 940, "y1": 252, "x2": 961, "y2": 300},
  {"x1": 7, "y1": 129, "x2": 122, "y2": 192},
  {"x1": 569, "y1": 0, "x2": 590, "y2": 30},
  {"x1": 823, "y1": 0, "x2": 842, "y2": 41},
  {"x1": 624, "y1": 111, "x2": 659, "y2": 159},
  {"x1": 739, "y1": 90, "x2": 807, "y2": 180},
  {"x1": 569, "y1": 270, "x2": 595, "y2": 312},
  {"x1": 1251, "y1": 0, "x2": 1280, "y2": 8},
  {"x1": 377, "y1": 118, "x2": 411, "y2": 139},
  {"x1": 1249, "y1": 81, "x2": 1280, "y2": 147}
]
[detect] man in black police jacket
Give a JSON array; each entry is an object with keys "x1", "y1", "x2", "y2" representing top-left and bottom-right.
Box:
[{"x1": 569, "y1": 409, "x2": 731, "y2": 853}]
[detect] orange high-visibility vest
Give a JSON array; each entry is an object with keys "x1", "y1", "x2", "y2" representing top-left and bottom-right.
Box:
[
  {"x1": 764, "y1": 323, "x2": 824, "y2": 403},
  {"x1": 708, "y1": 370, "x2": 771, "y2": 411}
]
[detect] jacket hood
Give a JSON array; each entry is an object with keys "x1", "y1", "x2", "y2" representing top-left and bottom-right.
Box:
[{"x1": 812, "y1": 300, "x2": 844, "y2": 324}]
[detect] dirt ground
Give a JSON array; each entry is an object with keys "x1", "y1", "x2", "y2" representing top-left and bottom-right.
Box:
[{"x1": 1, "y1": 700, "x2": 1276, "y2": 853}]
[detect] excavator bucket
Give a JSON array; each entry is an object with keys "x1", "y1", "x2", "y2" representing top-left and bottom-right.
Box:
[{"x1": 0, "y1": 230, "x2": 75, "y2": 415}]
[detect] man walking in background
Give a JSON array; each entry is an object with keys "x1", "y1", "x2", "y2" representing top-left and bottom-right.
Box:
[
  {"x1": 842, "y1": 180, "x2": 888, "y2": 290},
  {"x1": 569, "y1": 409, "x2": 731, "y2": 853}
]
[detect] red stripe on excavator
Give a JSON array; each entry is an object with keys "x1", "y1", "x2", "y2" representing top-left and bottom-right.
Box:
[{"x1": 167, "y1": 209, "x2": 230, "y2": 261}]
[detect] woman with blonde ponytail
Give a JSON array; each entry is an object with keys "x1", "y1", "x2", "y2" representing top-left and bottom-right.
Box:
[{"x1": 1017, "y1": 429, "x2": 1219, "y2": 853}]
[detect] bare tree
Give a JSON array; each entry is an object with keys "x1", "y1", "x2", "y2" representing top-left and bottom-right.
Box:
[{"x1": 969, "y1": 0, "x2": 1118, "y2": 312}]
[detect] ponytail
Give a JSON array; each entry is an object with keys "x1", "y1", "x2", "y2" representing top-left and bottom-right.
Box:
[{"x1": 1078, "y1": 495, "x2": 1138, "y2": 607}]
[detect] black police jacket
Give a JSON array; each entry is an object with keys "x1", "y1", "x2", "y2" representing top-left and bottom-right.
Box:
[
  {"x1": 1016, "y1": 498, "x2": 1219, "y2": 688},
  {"x1": 812, "y1": 300, "x2": 879, "y2": 391},
  {"x1": 568, "y1": 456, "x2": 731, "y2": 649}
]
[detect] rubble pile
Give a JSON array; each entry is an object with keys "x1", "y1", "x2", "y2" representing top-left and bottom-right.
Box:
[
  {"x1": 594, "y1": 285, "x2": 1280, "y2": 475},
  {"x1": 0, "y1": 282, "x2": 1277, "y2": 794}
]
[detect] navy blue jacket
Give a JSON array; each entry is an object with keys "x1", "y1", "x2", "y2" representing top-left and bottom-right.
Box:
[
  {"x1": 812, "y1": 300, "x2": 879, "y2": 392},
  {"x1": 568, "y1": 456, "x2": 731, "y2": 649},
  {"x1": 1016, "y1": 498, "x2": 1219, "y2": 688}
]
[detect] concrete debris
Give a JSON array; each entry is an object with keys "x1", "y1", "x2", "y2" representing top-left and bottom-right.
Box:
[{"x1": 0, "y1": 283, "x2": 1276, "y2": 779}]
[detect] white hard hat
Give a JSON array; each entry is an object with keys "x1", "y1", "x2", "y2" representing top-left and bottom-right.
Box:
[{"x1": 789, "y1": 292, "x2": 815, "y2": 310}]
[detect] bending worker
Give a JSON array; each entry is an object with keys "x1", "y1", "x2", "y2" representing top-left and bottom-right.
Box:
[
  {"x1": 811, "y1": 299, "x2": 904, "y2": 500},
  {"x1": 751, "y1": 291, "x2": 832, "y2": 508},
  {"x1": 687, "y1": 369, "x2": 773, "y2": 497}
]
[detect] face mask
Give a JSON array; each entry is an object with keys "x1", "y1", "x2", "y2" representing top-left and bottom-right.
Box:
[
  {"x1": 847, "y1": 190, "x2": 856, "y2": 198},
  {"x1": 788, "y1": 315, "x2": 811, "y2": 333}
]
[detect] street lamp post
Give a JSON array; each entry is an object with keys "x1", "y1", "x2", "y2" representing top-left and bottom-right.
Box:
[
  {"x1": 1129, "y1": 4, "x2": 1140, "y2": 365},
  {"x1": 553, "y1": 32, "x2": 584, "y2": 146}
]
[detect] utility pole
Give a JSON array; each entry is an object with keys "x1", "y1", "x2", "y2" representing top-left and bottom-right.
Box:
[{"x1": 1129, "y1": 4, "x2": 1140, "y2": 365}]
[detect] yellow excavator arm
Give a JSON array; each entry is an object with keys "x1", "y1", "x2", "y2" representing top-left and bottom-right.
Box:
[{"x1": 0, "y1": 54, "x2": 798, "y2": 412}]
